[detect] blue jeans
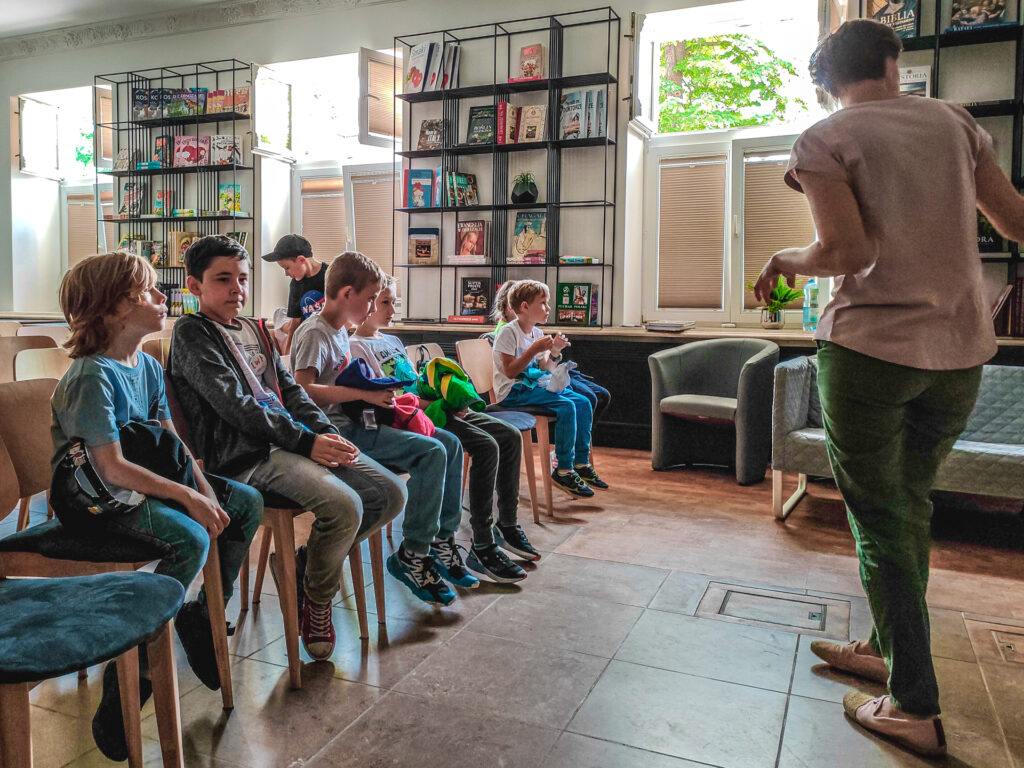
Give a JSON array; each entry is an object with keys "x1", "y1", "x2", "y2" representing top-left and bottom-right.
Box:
[
  {"x1": 501, "y1": 384, "x2": 593, "y2": 470},
  {"x1": 338, "y1": 421, "x2": 463, "y2": 555},
  {"x1": 102, "y1": 476, "x2": 263, "y2": 601}
]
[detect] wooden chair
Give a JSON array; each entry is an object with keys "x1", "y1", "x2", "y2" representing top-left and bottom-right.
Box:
[
  {"x1": 13, "y1": 347, "x2": 72, "y2": 382},
  {"x1": 144, "y1": 329, "x2": 173, "y2": 342},
  {"x1": 16, "y1": 324, "x2": 71, "y2": 347},
  {"x1": 404, "y1": 343, "x2": 445, "y2": 373},
  {"x1": 0, "y1": 337, "x2": 55, "y2": 385},
  {"x1": 0, "y1": 380, "x2": 235, "y2": 711},
  {"x1": 455, "y1": 339, "x2": 545, "y2": 522},
  {"x1": 0, "y1": 321, "x2": 20, "y2": 337},
  {"x1": 141, "y1": 337, "x2": 172, "y2": 367}
]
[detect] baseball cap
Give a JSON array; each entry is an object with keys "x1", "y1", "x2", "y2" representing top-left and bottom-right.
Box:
[{"x1": 262, "y1": 234, "x2": 313, "y2": 262}]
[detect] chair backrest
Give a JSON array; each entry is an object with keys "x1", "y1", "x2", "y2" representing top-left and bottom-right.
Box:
[
  {"x1": 405, "y1": 343, "x2": 445, "y2": 373},
  {"x1": 0, "y1": 336, "x2": 57, "y2": 384},
  {"x1": 143, "y1": 328, "x2": 173, "y2": 342},
  {"x1": 162, "y1": 371, "x2": 199, "y2": 457},
  {"x1": 0, "y1": 379, "x2": 58, "y2": 498},
  {"x1": 0, "y1": 433, "x2": 21, "y2": 524},
  {"x1": 0, "y1": 321, "x2": 21, "y2": 337},
  {"x1": 455, "y1": 338, "x2": 496, "y2": 403},
  {"x1": 960, "y1": 364, "x2": 1024, "y2": 445},
  {"x1": 14, "y1": 347, "x2": 72, "y2": 382},
  {"x1": 142, "y1": 337, "x2": 172, "y2": 367},
  {"x1": 17, "y1": 324, "x2": 71, "y2": 347}
]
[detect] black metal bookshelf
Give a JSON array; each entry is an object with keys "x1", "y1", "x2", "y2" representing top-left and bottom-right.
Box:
[
  {"x1": 393, "y1": 8, "x2": 620, "y2": 326},
  {"x1": 94, "y1": 59, "x2": 254, "y2": 290}
]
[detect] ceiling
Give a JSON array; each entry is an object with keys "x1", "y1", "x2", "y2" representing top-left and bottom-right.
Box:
[{"x1": 0, "y1": 0, "x2": 229, "y2": 39}]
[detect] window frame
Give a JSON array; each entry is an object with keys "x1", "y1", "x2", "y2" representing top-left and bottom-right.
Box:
[
  {"x1": 292, "y1": 162, "x2": 352, "y2": 258},
  {"x1": 17, "y1": 96, "x2": 62, "y2": 181},
  {"x1": 358, "y1": 47, "x2": 401, "y2": 150}
]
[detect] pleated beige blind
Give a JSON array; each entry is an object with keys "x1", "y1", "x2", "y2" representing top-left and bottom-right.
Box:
[
  {"x1": 368, "y1": 58, "x2": 401, "y2": 139},
  {"x1": 742, "y1": 154, "x2": 815, "y2": 309},
  {"x1": 67, "y1": 194, "x2": 98, "y2": 268},
  {"x1": 98, "y1": 91, "x2": 113, "y2": 161},
  {"x1": 352, "y1": 172, "x2": 399, "y2": 276},
  {"x1": 300, "y1": 177, "x2": 347, "y2": 261},
  {"x1": 657, "y1": 156, "x2": 726, "y2": 309}
]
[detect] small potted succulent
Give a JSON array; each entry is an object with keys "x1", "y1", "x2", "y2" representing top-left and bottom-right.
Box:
[
  {"x1": 511, "y1": 171, "x2": 538, "y2": 204},
  {"x1": 746, "y1": 276, "x2": 802, "y2": 329}
]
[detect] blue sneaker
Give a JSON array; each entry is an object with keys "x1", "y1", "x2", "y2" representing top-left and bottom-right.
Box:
[
  {"x1": 430, "y1": 537, "x2": 480, "y2": 589},
  {"x1": 387, "y1": 546, "x2": 457, "y2": 606}
]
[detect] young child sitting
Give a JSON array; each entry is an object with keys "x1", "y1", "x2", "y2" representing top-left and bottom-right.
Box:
[
  {"x1": 492, "y1": 280, "x2": 608, "y2": 497},
  {"x1": 50, "y1": 251, "x2": 263, "y2": 760},
  {"x1": 169, "y1": 235, "x2": 406, "y2": 660},
  {"x1": 350, "y1": 277, "x2": 538, "y2": 582},
  {"x1": 289, "y1": 253, "x2": 471, "y2": 604},
  {"x1": 261, "y1": 233, "x2": 325, "y2": 352},
  {"x1": 491, "y1": 280, "x2": 611, "y2": 424}
]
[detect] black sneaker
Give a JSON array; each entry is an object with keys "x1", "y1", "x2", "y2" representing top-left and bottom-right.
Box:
[
  {"x1": 466, "y1": 543, "x2": 527, "y2": 583},
  {"x1": 174, "y1": 599, "x2": 221, "y2": 691},
  {"x1": 270, "y1": 544, "x2": 307, "y2": 620},
  {"x1": 551, "y1": 469, "x2": 595, "y2": 498},
  {"x1": 430, "y1": 537, "x2": 480, "y2": 588},
  {"x1": 494, "y1": 524, "x2": 542, "y2": 562},
  {"x1": 574, "y1": 464, "x2": 608, "y2": 489},
  {"x1": 386, "y1": 545, "x2": 457, "y2": 606},
  {"x1": 92, "y1": 660, "x2": 152, "y2": 762}
]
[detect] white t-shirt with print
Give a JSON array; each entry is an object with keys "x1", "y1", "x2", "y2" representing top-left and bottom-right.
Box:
[
  {"x1": 289, "y1": 313, "x2": 352, "y2": 424},
  {"x1": 492, "y1": 321, "x2": 543, "y2": 402}
]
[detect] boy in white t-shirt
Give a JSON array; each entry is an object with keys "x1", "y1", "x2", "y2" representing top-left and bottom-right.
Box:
[
  {"x1": 351, "y1": 277, "x2": 537, "y2": 583},
  {"x1": 492, "y1": 280, "x2": 607, "y2": 497}
]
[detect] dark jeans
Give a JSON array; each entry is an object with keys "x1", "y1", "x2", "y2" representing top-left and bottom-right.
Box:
[
  {"x1": 569, "y1": 369, "x2": 611, "y2": 424},
  {"x1": 816, "y1": 341, "x2": 982, "y2": 716},
  {"x1": 444, "y1": 410, "x2": 523, "y2": 546}
]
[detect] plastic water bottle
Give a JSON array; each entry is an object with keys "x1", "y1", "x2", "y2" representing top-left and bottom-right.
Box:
[{"x1": 802, "y1": 278, "x2": 819, "y2": 332}]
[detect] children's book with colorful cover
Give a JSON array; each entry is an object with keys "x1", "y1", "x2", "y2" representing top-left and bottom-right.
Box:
[
  {"x1": 417, "y1": 119, "x2": 444, "y2": 150},
  {"x1": 153, "y1": 188, "x2": 173, "y2": 217},
  {"x1": 456, "y1": 221, "x2": 486, "y2": 256},
  {"x1": 118, "y1": 181, "x2": 147, "y2": 218},
  {"x1": 513, "y1": 43, "x2": 544, "y2": 81},
  {"x1": 406, "y1": 169, "x2": 434, "y2": 208},
  {"x1": 466, "y1": 105, "x2": 496, "y2": 144},
  {"x1": 510, "y1": 211, "x2": 547, "y2": 262},
  {"x1": 555, "y1": 282, "x2": 599, "y2": 326},
  {"x1": 210, "y1": 135, "x2": 242, "y2": 165},
  {"x1": 132, "y1": 89, "x2": 150, "y2": 120},
  {"x1": 948, "y1": 0, "x2": 1013, "y2": 30},
  {"x1": 218, "y1": 183, "x2": 242, "y2": 215},
  {"x1": 867, "y1": 0, "x2": 918, "y2": 37},
  {"x1": 113, "y1": 148, "x2": 139, "y2": 172},
  {"x1": 408, "y1": 227, "x2": 440, "y2": 265},
  {"x1": 463, "y1": 173, "x2": 479, "y2": 206},
  {"x1": 168, "y1": 231, "x2": 201, "y2": 267},
  {"x1": 226, "y1": 231, "x2": 249, "y2": 249},
  {"x1": 232, "y1": 87, "x2": 250, "y2": 115},
  {"x1": 460, "y1": 277, "x2": 492, "y2": 316},
  {"x1": 559, "y1": 91, "x2": 583, "y2": 140},
  {"x1": 453, "y1": 174, "x2": 470, "y2": 207},
  {"x1": 153, "y1": 135, "x2": 173, "y2": 167},
  {"x1": 173, "y1": 135, "x2": 210, "y2": 167},
  {"x1": 518, "y1": 105, "x2": 546, "y2": 142}
]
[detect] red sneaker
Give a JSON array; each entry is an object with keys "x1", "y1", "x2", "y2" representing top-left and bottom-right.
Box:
[{"x1": 300, "y1": 595, "x2": 336, "y2": 660}]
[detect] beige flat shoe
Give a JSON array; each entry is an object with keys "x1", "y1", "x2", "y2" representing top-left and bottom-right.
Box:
[
  {"x1": 843, "y1": 692, "x2": 947, "y2": 757},
  {"x1": 811, "y1": 639, "x2": 889, "y2": 684}
]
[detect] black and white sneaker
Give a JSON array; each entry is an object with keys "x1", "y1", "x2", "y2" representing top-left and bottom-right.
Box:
[
  {"x1": 494, "y1": 523, "x2": 542, "y2": 562},
  {"x1": 430, "y1": 537, "x2": 480, "y2": 589},
  {"x1": 574, "y1": 464, "x2": 608, "y2": 489},
  {"x1": 551, "y1": 469, "x2": 594, "y2": 498},
  {"x1": 466, "y1": 543, "x2": 527, "y2": 583},
  {"x1": 387, "y1": 545, "x2": 457, "y2": 606}
]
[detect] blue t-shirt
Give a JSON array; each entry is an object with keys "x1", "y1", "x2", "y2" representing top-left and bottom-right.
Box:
[{"x1": 50, "y1": 352, "x2": 171, "y2": 472}]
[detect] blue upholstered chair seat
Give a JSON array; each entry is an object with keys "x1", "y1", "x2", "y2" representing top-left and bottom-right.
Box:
[
  {"x1": 0, "y1": 572, "x2": 184, "y2": 684},
  {"x1": 0, "y1": 519, "x2": 170, "y2": 563}
]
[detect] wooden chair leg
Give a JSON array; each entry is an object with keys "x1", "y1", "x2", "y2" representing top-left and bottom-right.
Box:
[
  {"x1": 16, "y1": 498, "x2": 29, "y2": 531},
  {"x1": 77, "y1": 668, "x2": 88, "y2": 680},
  {"x1": 368, "y1": 532, "x2": 386, "y2": 629},
  {"x1": 461, "y1": 453, "x2": 469, "y2": 500},
  {"x1": 386, "y1": 521, "x2": 393, "y2": 539},
  {"x1": 251, "y1": 526, "x2": 273, "y2": 604},
  {"x1": 349, "y1": 544, "x2": 369, "y2": 640},
  {"x1": 535, "y1": 418, "x2": 554, "y2": 517},
  {"x1": 238, "y1": 547, "x2": 250, "y2": 612},
  {"x1": 520, "y1": 429, "x2": 539, "y2": 524},
  {"x1": 147, "y1": 621, "x2": 184, "y2": 768},
  {"x1": 45, "y1": 490, "x2": 52, "y2": 521},
  {"x1": 201, "y1": 547, "x2": 233, "y2": 710},
  {"x1": 115, "y1": 647, "x2": 143, "y2": 768},
  {"x1": 269, "y1": 511, "x2": 302, "y2": 689},
  {"x1": 0, "y1": 682, "x2": 31, "y2": 768}
]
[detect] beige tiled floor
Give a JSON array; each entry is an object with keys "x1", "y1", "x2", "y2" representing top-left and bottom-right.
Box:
[{"x1": 7, "y1": 448, "x2": 1024, "y2": 767}]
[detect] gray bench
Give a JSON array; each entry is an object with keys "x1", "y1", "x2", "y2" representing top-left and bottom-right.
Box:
[{"x1": 771, "y1": 357, "x2": 1024, "y2": 519}]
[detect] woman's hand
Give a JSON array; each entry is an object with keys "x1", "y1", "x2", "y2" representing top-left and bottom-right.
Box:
[{"x1": 754, "y1": 253, "x2": 797, "y2": 304}]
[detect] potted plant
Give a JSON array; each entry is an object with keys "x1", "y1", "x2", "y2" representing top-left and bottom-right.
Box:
[
  {"x1": 511, "y1": 171, "x2": 538, "y2": 204},
  {"x1": 746, "y1": 276, "x2": 802, "y2": 329}
]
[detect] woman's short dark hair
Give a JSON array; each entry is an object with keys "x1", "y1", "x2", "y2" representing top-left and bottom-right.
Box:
[
  {"x1": 184, "y1": 234, "x2": 249, "y2": 280},
  {"x1": 810, "y1": 19, "x2": 903, "y2": 98}
]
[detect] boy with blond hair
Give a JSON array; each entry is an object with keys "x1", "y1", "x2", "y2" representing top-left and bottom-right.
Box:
[
  {"x1": 492, "y1": 279, "x2": 608, "y2": 497},
  {"x1": 290, "y1": 253, "x2": 470, "y2": 604},
  {"x1": 51, "y1": 251, "x2": 263, "y2": 760},
  {"x1": 169, "y1": 235, "x2": 405, "y2": 660}
]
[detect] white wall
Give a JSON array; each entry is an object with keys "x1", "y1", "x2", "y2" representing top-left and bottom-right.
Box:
[{"x1": 0, "y1": 0, "x2": 735, "y2": 317}]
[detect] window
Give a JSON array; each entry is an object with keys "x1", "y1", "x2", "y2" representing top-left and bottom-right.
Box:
[
  {"x1": 359, "y1": 48, "x2": 402, "y2": 149},
  {"x1": 64, "y1": 187, "x2": 115, "y2": 268},
  {"x1": 17, "y1": 97, "x2": 60, "y2": 179},
  {"x1": 95, "y1": 86, "x2": 113, "y2": 166},
  {"x1": 299, "y1": 176, "x2": 348, "y2": 259},
  {"x1": 344, "y1": 164, "x2": 400, "y2": 277}
]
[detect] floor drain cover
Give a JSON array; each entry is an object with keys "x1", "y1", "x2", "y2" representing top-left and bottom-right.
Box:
[
  {"x1": 965, "y1": 619, "x2": 1024, "y2": 665},
  {"x1": 696, "y1": 583, "x2": 850, "y2": 639}
]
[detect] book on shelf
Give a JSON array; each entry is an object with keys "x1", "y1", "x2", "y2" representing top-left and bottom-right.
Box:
[
  {"x1": 511, "y1": 43, "x2": 544, "y2": 82},
  {"x1": 132, "y1": 88, "x2": 150, "y2": 120},
  {"x1": 460, "y1": 277, "x2": 492, "y2": 316},
  {"x1": 463, "y1": 173, "x2": 479, "y2": 206},
  {"x1": 168, "y1": 231, "x2": 201, "y2": 266},
  {"x1": 205, "y1": 87, "x2": 249, "y2": 115},
  {"x1": 1013, "y1": 277, "x2": 1024, "y2": 337},
  {"x1": 153, "y1": 188, "x2": 173, "y2": 217},
  {"x1": 218, "y1": 183, "x2": 243, "y2": 215},
  {"x1": 433, "y1": 165, "x2": 443, "y2": 206},
  {"x1": 417, "y1": 119, "x2": 444, "y2": 150},
  {"x1": 404, "y1": 168, "x2": 434, "y2": 208},
  {"x1": 424, "y1": 45, "x2": 444, "y2": 91},
  {"x1": 867, "y1": 0, "x2": 918, "y2": 38},
  {"x1": 172, "y1": 209, "x2": 198, "y2": 217},
  {"x1": 450, "y1": 254, "x2": 488, "y2": 265},
  {"x1": 555, "y1": 282, "x2": 599, "y2": 326},
  {"x1": 899, "y1": 66, "x2": 931, "y2": 97},
  {"x1": 947, "y1": 0, "x2": 1016, "y2": 31},
  {"x1": 583, "y1": 89, "x2": 607, "y2": 137},
  {"x1": 456, "y1": 220, "x2": 486, "y2": 258},
  {"x1": 497, "y1": 102, "x2": 518, "y2": 144},
  {"x1": 153, "y1": 135, "x2": 173, "y2": 167},
  {"x1": 118, "y1": 181, "x2": 147, "y2": 218},
  {"x1": 440, "y1": 44, "x2": 461, "y2": 90},
  {"x1": 406, "y1": 42, "x2": 434, "y2": 92},
  {"x1": 510, "y1": 211, "x2": 547, "y2": 262},
  {"x1": 408, "y1": 227, "x2": 440, "y2": 265},
  {"x1": 518, "y1": 105, "x2": 546, "y2": 142},
  {"x1": 112, "y1": 148, "x2": 139, "y2": 172},
  {"x1": 559, "y1": 255, "x2": 601, "y2": 264},
  {"x1": 559, "y1": 91, "x2": 583, "y2": 140},
  {"x1": 992, "y1": 284, "x2": 1013, "y2": 335},
  {"x1": 978, "y1": 211, "x2": 1005, "y2": 253},
  {"x1": 446, "y1": 314, "x2": 486, "y2": 324},
  {"x1": 136, "y1": 162, "x2": 163, "y2": 170},
  {"x1": 173, "y1": 135, "x2": 210, "y2": 167},
  {"x1": 466, "y1": 105, "x2": 496, "y2": 145},
  {"x1": 210, "y1": 135, "x2": 242, "y2": 165},
  {"x1": 226, "y1": 231, "x2": 249, "y2": 249}
]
